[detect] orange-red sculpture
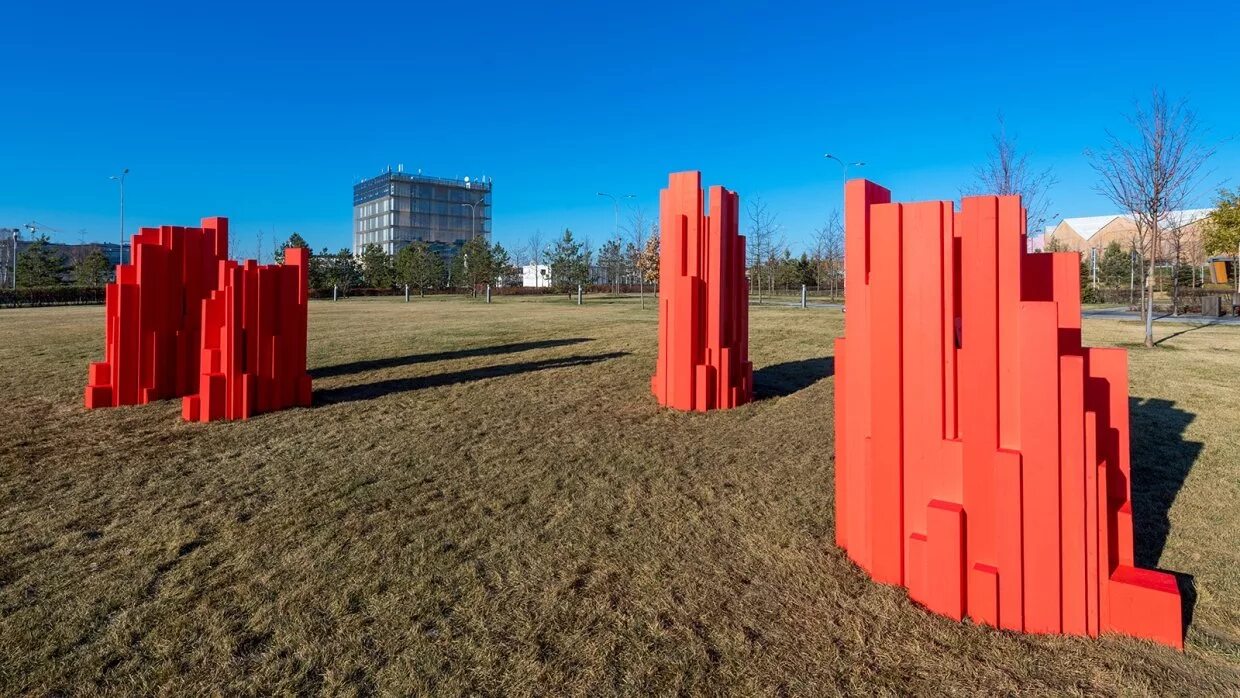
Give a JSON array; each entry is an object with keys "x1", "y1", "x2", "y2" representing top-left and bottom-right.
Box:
[
  {"x1": 182, "y1": 249, "x2": 312, "y2": 422},
  {"x1": 834, "y1": 180, "x2": 1182, "y2": 649},
  {"x1": 85, "y1": 218, "x2": 229, "y2": 408},
  {"x1": 651, "y1": 171, "x2": 752, "y2": 411}
]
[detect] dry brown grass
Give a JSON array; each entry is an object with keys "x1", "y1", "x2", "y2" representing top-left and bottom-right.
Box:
[{"x1": 1, "y1": 296, "x2": 1238, "y2": 695}]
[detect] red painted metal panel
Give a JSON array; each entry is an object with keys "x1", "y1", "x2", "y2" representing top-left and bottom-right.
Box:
[
  {"x1": 651, "y1": 172, "x2": 750, "y2": 412},
  {"x1": 834, "y1": 181, "x2": 1181, "y2": 648}
]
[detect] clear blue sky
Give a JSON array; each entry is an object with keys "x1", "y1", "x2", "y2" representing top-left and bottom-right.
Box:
[{"x1": 3, "y1": 1, "x2": 1237, "y2": 260}]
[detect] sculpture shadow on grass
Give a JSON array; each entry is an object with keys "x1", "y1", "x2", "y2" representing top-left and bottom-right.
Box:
[
  {"x1": 752, "y1": 356, "x2": 835, "y2": 400},
  {"x1": 314, "y1": 351, "x2": 630, "y2": 405},
  {"x1": 310, "y1": 338, "x2": 593, "y2": 379},
  {"x1": 1128, "y1": 396, "x2": 1203, "y2": 631}
]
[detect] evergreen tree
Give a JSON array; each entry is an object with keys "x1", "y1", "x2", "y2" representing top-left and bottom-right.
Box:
[
  {"x1": 1098, "y1": 241, "x2": 1132, "y2": 288},
  {"x1": 360, "y1": 243, "x2": 393, "y2": 288},
  {"x1": 73, "y1": 248, "x2": 111, "y2": 287},
  {"x1": 394, "y1": 242, "x2": 445, "y2": 296},
  {"x1": 547, "y1": 229, "x2": 591, "y2": 292},
  {"x1": 491, "y1": 242, "x2": 519, "y2": 286},
  {"x1": 449, "y1": 236, "x2": 496, "y2": 294},
  {"x1": 309, "y1": 247, "x2": 332, "y2": 290},
  {"x1": 16, "y1": 234, "x2": 69, "y2": 287},
  {"x1": 328, "y1": 248, "x2": 362, "y2": 292},
  {"x1": 597, "y1": 237, "x2": 625, "y2": 293}
]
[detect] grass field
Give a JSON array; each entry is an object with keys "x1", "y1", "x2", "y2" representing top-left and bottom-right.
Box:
[{"x1": 2, "y1": 296, "x2": 1238, "y2": 695}]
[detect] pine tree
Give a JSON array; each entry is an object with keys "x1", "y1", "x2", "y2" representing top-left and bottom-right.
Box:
[
  {"x1": 73, "y1": 248, "x2": 111, "y2": 287},
  {"x1": 16, "y1": 234, "x2": 69, "y2": 287},
  {"x1": 548, "y1": 229, "x2": 591, "y2": 292},
  {"x1": 360, "y1": 243, "x2": 393, "y2": 288}
]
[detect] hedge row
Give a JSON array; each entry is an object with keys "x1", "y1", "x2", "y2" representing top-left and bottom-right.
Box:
[{"x1": 0, "y1": 286, "x2": 107, "y2": 308}]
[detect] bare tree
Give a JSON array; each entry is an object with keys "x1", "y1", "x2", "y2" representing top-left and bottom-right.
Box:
[
  {"x1": 968, "y1": 113, "x2": 1058, "y2": 237},
  {"x1": 1088, "y1": 90, "x2": 1214, "y2": 347},
  {"x1": 746, "y1": 197, "x2": 780, "y2": 304},
  {"x1": 623, "y1": 205, "x2": 653, "y2": 308},
  {"x1": 812, "y1": 210, "x2": 845, "y2": 301},
  {"x1": 522, "y1": 230, "x2": 546, "y2": 287}
]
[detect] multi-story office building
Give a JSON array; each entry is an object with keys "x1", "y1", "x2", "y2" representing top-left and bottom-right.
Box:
[{"x1": 352, "y1": 167, "x2": 491, "y2": 257}]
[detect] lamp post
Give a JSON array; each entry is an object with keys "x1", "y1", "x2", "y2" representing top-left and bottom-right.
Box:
[
  {"x1": 460, "y1": 198, "x2": 486, "y2": 241},
  {"x1": 824, "y1": 154, "x2": 863, "y2": 309},
  {"x1": 597, "y1": 191, "x2": 635, "y2": 293},
  {"x1": 823, "y1": 153, "x2": 864, "y2": 182},
  {"x1": 4, "y1": 228, "x2": 17, "y2": 289},
  {"x1": 109, "y1": 169, "x2": 129, "y2": 265}
]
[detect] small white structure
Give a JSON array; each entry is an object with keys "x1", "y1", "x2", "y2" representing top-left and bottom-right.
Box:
[{"x1": 522, "y1": 263, "x2": 550, "y2": 288}]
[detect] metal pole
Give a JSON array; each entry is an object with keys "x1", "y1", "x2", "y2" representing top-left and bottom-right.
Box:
[
  {"x1": 405, "y1": 284, "x2": 409, "y2": 302},
  {"x1": 120, "y1": 175, "x2": 125, "y2": 265},
  {"x1": 110, "y1": 169, "x2": 129, "y2": 266},
  {"x1": 1091, "y1": 247, "x2": 1097, "y2": 290},
  {"x1": 577, "y1": 284, "x2": 582, "y2": 305},
  {"x1": 486, "y1": 283, "x2": 492, "y2": 304},
  {"x1": 801, "y1": 284, "x2": 807, "y2": 308},
  {"x1": 597, "y1": 192, "x2": 635, "y2": 298},
  {"x1": 11, "y1": 230, "x2": 17, "y2": 290},
  {"x1": 333, "y1": 283, "x2": 338, "y2": 301},
  {"x1": 824, "y1": 155, "x2": 864, "y2": 310}
]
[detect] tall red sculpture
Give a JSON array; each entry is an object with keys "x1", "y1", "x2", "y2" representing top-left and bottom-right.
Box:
[
  {"x1": 181, "y1": 249, "x2": 312, "y2": 422},
  {"x1": 834, "y1": 180, "x2": 1183, "y2": 649},
  {"x1": 651, "y1": 171, "x2": 752, "y2": 412},
  {"x1": 85, "y1": 218, "x2": 229, "y2": 408}
]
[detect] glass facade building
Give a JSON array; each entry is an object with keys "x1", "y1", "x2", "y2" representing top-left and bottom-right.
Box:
[{"x1": 352, "y1": 168, "x2": 492, "y2": 257}]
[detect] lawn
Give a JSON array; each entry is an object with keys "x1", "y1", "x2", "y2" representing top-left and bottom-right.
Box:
[{"x1": 1, "y1": 296, "x2": 1238, "y2": 695}]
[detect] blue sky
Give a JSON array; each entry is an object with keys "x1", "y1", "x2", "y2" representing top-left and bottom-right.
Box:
[{"x1": 2, "y1": 1, "x2": 1237, "y2": 260}]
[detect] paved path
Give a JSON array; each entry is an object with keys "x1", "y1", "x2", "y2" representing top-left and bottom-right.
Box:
[
  {"x1": 1080, "y1": 306, "x2": 1240, "y2": 325},
  {"x1": 763, "y1": 300, "x2": 1240, "y2": 326}
]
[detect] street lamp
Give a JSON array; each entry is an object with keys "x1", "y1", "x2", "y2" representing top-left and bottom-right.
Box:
[
  {"x1": 109, "y1": 169, "x2": 129, "y2": 265},
  {"x1": 459, "y1": 198, "x2": 487, "y2": 241},
  {"x1": 2, "y1": 228, "x2": 17, "y2": 290},
  {"x1": 596, "y1": 192, "x2": 636, "y2": 240},
  {"x1": 597, "y1": 192, "x2": 637, "y2": 297},
  {"x1": 823, "y1": 153, "x2": 864, "y2": 182}
]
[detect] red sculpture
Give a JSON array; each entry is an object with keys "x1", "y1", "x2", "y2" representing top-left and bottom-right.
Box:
[
  {"x1": 181, "y1": 249, "x2": 312, "y2": 422},
  {"x1": 651, "y1": 171, "x2": 752, "y2": 411},
  {"x1": 834, "y1": 180, "x2": 1182, "y2": 649},
  {"x1": 85, "y1": 218, "x2": 229, "y2": 408}
]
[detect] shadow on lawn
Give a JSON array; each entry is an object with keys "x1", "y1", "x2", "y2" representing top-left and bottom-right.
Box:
[
  {"x1": 1128, "y1": 396, "x2": 1203, "y2": 631},
  {"x1": 752, "y1": 356, "x2": 834, "y2": 400},
  {"x1": 310, "y1": 338, "x2": 593, "y2": 378},
  {"x1": 315, "y1": 351, "x2": 630, "y2": 404}
]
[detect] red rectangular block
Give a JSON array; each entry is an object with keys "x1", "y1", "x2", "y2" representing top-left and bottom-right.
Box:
[
  {"x1": 1108, "y1": 565, "x2": 1182, "y2": 649},
  {"x1": 968, "y1": 563, "x2": 999, "y2": 627},
  {"x1": 868, "y1": 202, "x2": 904, "y2": 586},
  {"x1": 1019, "y1": 301, "x2": 1062, "y2": 634},
  {"x1": 926, "y1": 500, "x2": 965, "y2": 621},
  {"x1": 907, "y1": 532, "x2": 928, "y2": 606}
]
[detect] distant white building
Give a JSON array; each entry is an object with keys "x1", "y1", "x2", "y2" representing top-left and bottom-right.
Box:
[{"x1": 522, "y1": 263, "x2": 550, "y2": 288}]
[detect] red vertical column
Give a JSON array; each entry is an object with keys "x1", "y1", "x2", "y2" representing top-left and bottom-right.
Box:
[
  {"x1": 841, "y1": 179, "x2": 890, "y2": 569},
  {"x1": 1084, "y1": 410, "x2": 1101, "y2": 637},
  {"x1": 1018, "y1": 300, "x2": 1062, "y2": 633},
  {"x1": 1060, "y1": 355, "x2": 1088, "y2": 635},
  {"x1": 959, "y1": 196, "x2": 1000, "y2": 626},
  {"x1": 834, "y1": 337, "x2": 848, "y2": 548},
  {"x1": 996, "y1": 448, "x2": 1024, "y2": 631},
  {"x1": 868, "y1": 202, "x2": 903, "y2": 585}
]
